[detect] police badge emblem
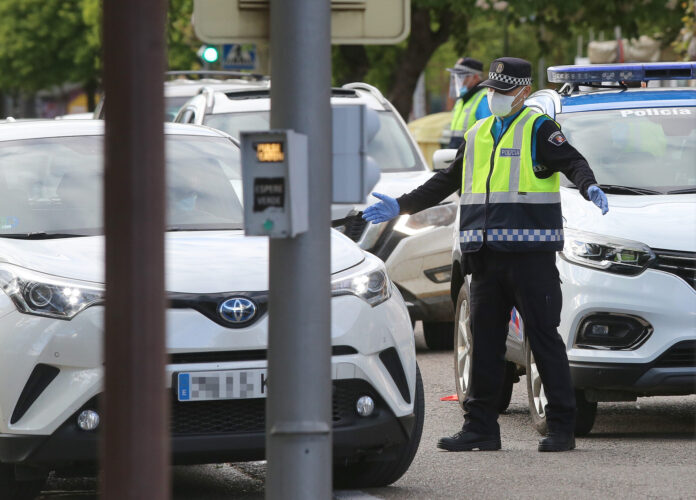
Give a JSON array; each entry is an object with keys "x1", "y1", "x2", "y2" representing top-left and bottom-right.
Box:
[{"x1": 496, "y1": 63, "x2": 504, "y2": 73}]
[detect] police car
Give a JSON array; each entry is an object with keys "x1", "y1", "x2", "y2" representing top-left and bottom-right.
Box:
[
  {"x1": 0, "y1": 120, "x2": 423, "y2": 495},
  {"x1": 450, "y1": 62, "x2": 696, "y2": 435}
]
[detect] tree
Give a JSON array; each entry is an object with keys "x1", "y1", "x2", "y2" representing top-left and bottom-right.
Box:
[{"x1": 333, "y1": 0, "x2": 688, "y2": 120}]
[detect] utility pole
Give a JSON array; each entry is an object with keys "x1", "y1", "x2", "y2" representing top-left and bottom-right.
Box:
[
  {"x1": 101, "y1": 0, "x2": 169, "y2": 498},
  {"x1": 266, "y1": 0, "x2": 333, "y2": 498}
]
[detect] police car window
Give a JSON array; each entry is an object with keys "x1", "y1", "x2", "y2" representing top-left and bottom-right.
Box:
[
  {"x1": 557, "y1": 107, "x2": 696, "y2": 193},
  {"x1": 165, "y1": 96, "x2": 191, "y2": 122},
  {"x1": 203, "y1": 110, "x2": 422, "y2": 172},
  {"x1": 0, "y1": 135, "x2": 243, "y2": 236}
]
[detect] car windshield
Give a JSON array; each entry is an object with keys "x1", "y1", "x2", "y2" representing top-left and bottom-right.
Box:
[
  {"x1": 165, "y1": 96, "x2": 192, "y2": 122},
  {"x1": 203, "y1": 110, "x2": 424, "y2": 172},
  {"x1": 557, "y1": 107, "x2": 696, "y2": 193},
  {"x1": 0, "y1": 135, "x2": 243, "y2": 237}
]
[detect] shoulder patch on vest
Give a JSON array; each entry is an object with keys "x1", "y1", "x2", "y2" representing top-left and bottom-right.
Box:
[
  {"x1": 548, "y1": 130, "x2": 567, "y2": 146},
  {"x1": 500, "y1": 148, "x2": 521, "y2": 157}
]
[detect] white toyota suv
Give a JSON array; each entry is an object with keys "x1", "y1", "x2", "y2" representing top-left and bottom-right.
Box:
[
  {"x1": 0, "y1": 120, "x2": 423, "y2": 496},
  {"x1": 174, "y1": 83, "x2": 459, "y2": 349},
  {"x1": 450, "y1": 63, "x2": 696, "y2": 436}
]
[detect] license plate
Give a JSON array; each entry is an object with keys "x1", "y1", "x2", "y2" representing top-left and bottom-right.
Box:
[{"x1": 177, "y1": 369, "x2": 267, "y2": 402}]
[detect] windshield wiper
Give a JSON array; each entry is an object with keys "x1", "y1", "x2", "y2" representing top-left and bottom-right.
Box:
[
  {"x1": 666, "y1": 187, "x2": 696, "y2": 194},
  {"x1": 0, "y1": 232, "x2": 89, "y2": 240},
  {"x1": 596, "y1": 184, "x2": 661, "y2": 195}
]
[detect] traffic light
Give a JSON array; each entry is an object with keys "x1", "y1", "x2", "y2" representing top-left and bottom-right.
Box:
[
  {"x1": 331, "y1": 104, "x2": 381, "y2": 203},
  {"x1": 197, "y1": 45, "x2": 219, "y2": 64}
]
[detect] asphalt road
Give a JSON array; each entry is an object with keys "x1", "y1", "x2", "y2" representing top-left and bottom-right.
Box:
[{"x1": 39, "y1": 325, "x2": 696, "y2": 499}]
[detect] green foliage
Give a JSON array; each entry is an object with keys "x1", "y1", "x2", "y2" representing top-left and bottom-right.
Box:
[
  {"x1": 0, "y1": 0, "x2": 204, "y2": 95},
  {"x1": 0, "y1": 0, "x2": 99, "y2": 92}
]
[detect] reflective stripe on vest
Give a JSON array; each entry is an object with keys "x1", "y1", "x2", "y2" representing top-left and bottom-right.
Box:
[
  {"x1": 459, "y1": 107, "x2": 563, "y2": 253},
  {"x1": 451, "y1": 89, "x2": 487, "y2": 134}
]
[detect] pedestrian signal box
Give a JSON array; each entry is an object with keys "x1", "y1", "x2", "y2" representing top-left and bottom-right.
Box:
[{"x1": 240, "y1": 130, "x2": 308, "y2": 238}]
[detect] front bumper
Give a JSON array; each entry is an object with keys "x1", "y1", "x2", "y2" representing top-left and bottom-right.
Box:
[
  {"x1": 0, "y1": 378, "x2": 415, "y2": 467},
  {"x1": 570, "y1": 340, "x2": 696, "y2": 395}
]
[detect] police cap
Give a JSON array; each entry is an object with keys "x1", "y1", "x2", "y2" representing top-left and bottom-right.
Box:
[{"x1": 480, "y1": 57, "x2": 532, "y2": 91}]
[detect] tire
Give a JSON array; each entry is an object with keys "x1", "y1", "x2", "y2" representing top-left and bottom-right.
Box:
[
  {"x1": 423, "y1": 321, "x2": 454, "y2": 350},
  {"x1": 454, "y1": 286, "x2": 517, "y2": 414},
  {"x1": 0, "y1": 463, "x2": 46, "y2": 500},
  {"x1": 333, "y1": 365, "x2": 425, "y2": 489},
  {"x1": 525, "y1": 339, "x2": 598, "y2": 436}
]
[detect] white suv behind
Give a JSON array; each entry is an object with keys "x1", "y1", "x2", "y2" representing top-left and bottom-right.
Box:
[{"x1": 175, "y1": 83, "x2": 460, "y2": 349}]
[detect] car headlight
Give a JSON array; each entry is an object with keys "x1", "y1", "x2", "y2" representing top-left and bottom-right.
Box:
[
  {"x1": 561, "y1": 229, "x2": 655, "y2": 276},
  {"x1": 394, "y1": 202, "x2": 458, "y2": 235},
  {"x1": 0, "y1": 264, "x2": 104, "y2": 319},
  {"x1": 331, "y1": 255, "x2": 391, "y2": 307}
]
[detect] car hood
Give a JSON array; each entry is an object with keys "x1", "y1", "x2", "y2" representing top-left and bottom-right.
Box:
[
  {"x1": 331, "y1": 170, "x2": 434, "y2": 220},
  {"x1": 0, "y1": 230, "x2": 365, "y2": 292},
  {"x1": 562, "y1": 187, "x2": 696, "y2": 252}
]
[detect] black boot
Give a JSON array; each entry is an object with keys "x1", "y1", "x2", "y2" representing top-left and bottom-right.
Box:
[
  {"x1": 538, "y1": 431, "x2": 575, "y2": 452},
  {"x1": 437, "y1": 430, "x2": 501, "y2": 451}
]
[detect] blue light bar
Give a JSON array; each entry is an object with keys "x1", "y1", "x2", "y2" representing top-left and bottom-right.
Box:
[{"x1": 547, "y1": 62, "x2": 696, "y2": 84}]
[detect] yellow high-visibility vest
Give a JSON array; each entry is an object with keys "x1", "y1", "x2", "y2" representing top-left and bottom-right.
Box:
[
  {"x1": 458, "y1": 107, "x2": 563, "y2": 253},
  {"x1": 450, "y1": 88, "x2": 487, "y2": 139}
]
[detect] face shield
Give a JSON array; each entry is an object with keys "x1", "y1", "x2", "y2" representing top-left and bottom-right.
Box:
[{"x1": 447, "y1": 68, "x2": 480, "y2": 99}]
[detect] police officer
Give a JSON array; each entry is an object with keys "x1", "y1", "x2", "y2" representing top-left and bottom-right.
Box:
[
  {"x1": 363, "y1": 57, "x2": 609, "y2": 452},
  {"x1": 446, "y1": 57, "x2": 491, "y2": 149}
]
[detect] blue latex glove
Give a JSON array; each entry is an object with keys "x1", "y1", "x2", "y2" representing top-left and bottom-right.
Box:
[
  {"x1": 362, "y1": 192, "x2": 400, "y2": 224},
  {"x1": 588, "y1": 185, "x2": 609, "y2": 215}
]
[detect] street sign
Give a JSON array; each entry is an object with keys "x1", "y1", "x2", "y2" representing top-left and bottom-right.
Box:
[
  {"x1": 193, "y1": 0, "x2": 410, "y2": 44},
  {"x1": 222, "y1": 44, "x2": 257, "y2": 70}
]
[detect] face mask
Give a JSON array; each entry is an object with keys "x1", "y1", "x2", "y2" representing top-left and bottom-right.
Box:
[
  {"x1": 487, "y1": 87, "x2": 526, "y2": 117},
  {"x1": 459, "y1": 85, "x2": 469, "y2": 97}
]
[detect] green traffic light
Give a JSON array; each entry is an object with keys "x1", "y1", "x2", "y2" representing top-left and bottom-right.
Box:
[{"x1": 202, "y1": 46, "x2": 219, "y2": 63}]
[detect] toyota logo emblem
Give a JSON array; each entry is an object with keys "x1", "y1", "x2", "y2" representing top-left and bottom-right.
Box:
[{"x1": 219, "y1": 298, "x2": 257, "y2": 324}]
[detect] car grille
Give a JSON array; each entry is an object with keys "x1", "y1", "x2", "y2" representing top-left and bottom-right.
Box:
[
  {"x1": 650, "y1": 250, "x2": 696, "y2": 290},
  {"x1": 654, "y1": 340, "x2": 696, "y2": 368},
  {"x1": 170, "y1": 378, "x2": 383, "y2": 436},
  {"x1": 169, "y1": 346, "x2": 357, "y2": 364}
]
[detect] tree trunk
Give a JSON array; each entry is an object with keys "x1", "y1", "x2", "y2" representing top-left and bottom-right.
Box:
[{"x1": 387, "y1": 8, "x2": 454, "y2": 120}]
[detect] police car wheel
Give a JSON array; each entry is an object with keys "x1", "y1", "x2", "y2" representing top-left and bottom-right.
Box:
[
  {"x1": 454, "y1": 286, "x2": 473, "y2": 406},
  {"x1": 0, "y1": 463, "x2": 47, "y2": 500},
  {"x1": 423, "y1": 321, "x2": 454, "y2": 350},
  {"x1": 525, "y1": 338, "x2": 549, "y2": 435},
  {"x1": 333, "y1": 365, "x2": 425, "y2": 488},
  {"x1": 525, "y1": 339, "x2": 598, "y2": 436}
]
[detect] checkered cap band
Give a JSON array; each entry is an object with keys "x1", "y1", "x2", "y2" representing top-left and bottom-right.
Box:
[{"x1": 488, "y1": 72, "x2": 532, "y2": 86}]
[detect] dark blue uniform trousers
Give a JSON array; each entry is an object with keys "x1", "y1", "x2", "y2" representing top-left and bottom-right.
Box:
[{"x1": 462, "y1": 247, "x2": 576, "y2": 436}]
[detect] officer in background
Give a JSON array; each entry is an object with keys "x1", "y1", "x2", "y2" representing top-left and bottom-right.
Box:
[
  {"x1": 363, "y1": 57, "x2": 609, "y2": 452},
  {"x1": 447, "y1": 57, "x2": 491, "y2": 149}
]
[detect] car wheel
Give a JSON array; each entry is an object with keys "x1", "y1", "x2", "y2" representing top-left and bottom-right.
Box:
[
  {"x1": 453, "y1": 286, "x2": 473, "y2": 405},
  {"x1": 333, "y1": 364, "x2": 425, "y2": 489},
  {"x1": 454, "y1": 287, "x2": 517, "y2": 414},
  {"x1": 525, "y1": 339, "x2": 599, "y2": 436},
  {"x1": 525, "y1": 338, "x2": 549, "y2": 435},
  {"x1": 423, "y1": 321, "x2": 454, "y2": 350},
  {"x1": 0, "y1": 464, "x2": 47, "y2": 500}
]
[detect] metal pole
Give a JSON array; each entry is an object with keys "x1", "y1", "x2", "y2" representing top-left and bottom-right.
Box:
[
  {"x1": 101, "y1": 0, "x2": 169, "y2": 498},
  {"x1": 266, "y1": 0, "x2": 332, "y2": 498}
]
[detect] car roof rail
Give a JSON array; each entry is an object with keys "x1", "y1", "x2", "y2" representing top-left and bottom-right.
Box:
[
  {"x1": 222, "y1": 88, "x2": 358, "y2": 100},
  {"x1": 194, "y1": 86, "x2": 220, "y2": 113},
  {"x1": 341, "y1": 82, "x2": 389, "y2": 106},
  {"x1": 166, "y1": 70, "x2": 269, "y2": 81}
]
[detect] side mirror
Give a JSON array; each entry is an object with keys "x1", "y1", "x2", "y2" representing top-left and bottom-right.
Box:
[{"x1": 432, "y1": 149, "x2": 458, "y2": 172}]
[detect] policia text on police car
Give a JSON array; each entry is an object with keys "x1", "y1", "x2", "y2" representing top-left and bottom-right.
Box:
[{"x1": 363, "y1": 57, "x2": 609, "y2": 453}]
